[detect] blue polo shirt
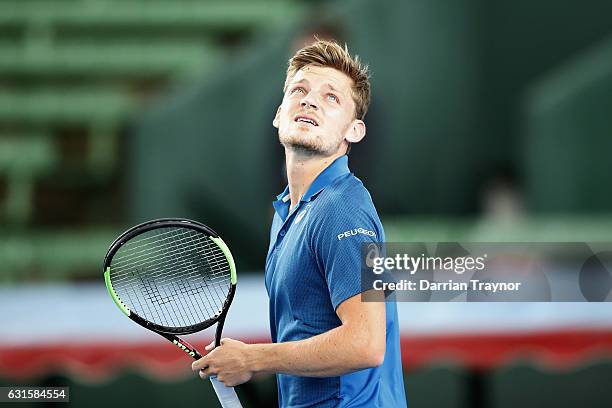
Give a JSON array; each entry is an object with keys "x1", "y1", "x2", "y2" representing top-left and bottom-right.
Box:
[{"x1": 264, "y1": 155, "x2": 407, "y2": 408}]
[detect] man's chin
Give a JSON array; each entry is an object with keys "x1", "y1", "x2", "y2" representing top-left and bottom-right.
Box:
[
  {"x1": 279, "y1": 134, "x2": 342, "y2": 157},
  {"x1": 279, "y1": 135, "x2": 318, "y2": 153},
  {"x1": 283, "y1": 142, "x2": 324, "y2": 157}
]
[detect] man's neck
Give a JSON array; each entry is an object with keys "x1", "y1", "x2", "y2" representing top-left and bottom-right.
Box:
[{"x1": 284, "y1": 149, "x2": 344, "y2": 210}]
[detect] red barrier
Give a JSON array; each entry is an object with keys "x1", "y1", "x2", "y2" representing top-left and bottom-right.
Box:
[{"x1": 2, "y1": 329, "x2": 612, "y2": 381}]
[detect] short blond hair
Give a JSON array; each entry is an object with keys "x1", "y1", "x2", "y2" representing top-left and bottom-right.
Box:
[{"x1": 284, "y1": 39, "x2": 370, "y2": 120}]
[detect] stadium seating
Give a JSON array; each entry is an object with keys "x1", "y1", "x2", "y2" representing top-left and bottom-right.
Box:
[
  {"x1": 0, "y1": 0, "x2": 305, "y2": 281},
  {"x1": 1, "y1": 0, "x2": 612, "y2": 280},
  {"x1": 0, "y1": 134, "x2": 56, "y2": 224}
]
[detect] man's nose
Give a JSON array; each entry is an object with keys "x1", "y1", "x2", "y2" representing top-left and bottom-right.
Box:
[{"x1": 300, "y1": 95, "x2": 318, "y2": 110}]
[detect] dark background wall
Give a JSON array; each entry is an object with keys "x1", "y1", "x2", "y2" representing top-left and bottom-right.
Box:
[{"x1": 129, "y1": 0, "x2": 612, "y2": 268}]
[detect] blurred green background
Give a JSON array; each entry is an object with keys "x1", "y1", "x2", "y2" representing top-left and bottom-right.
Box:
[{"x1": 1, "y1": 0, "x2": 612, "y2": 407}]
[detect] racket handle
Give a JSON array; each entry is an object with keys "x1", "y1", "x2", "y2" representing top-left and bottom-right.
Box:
[{"x1": 210, "y1": 376, "x2": 243, "y2": 408}]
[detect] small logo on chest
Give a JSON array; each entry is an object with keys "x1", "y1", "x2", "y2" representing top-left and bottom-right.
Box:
[{"x1": 294, "y1": 206, "x2": 311, "y2": 223}]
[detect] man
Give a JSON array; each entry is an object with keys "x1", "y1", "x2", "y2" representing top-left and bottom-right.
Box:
[{"x1": 193, "y1": 40, "x2": 407, "y2": 407}]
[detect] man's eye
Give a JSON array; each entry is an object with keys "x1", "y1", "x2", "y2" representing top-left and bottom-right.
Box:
[
  {"x1": 292, "y1": 87, "x2": 305, "y2": 94},
  {"x1": 327, "y1": 94, "x2": 339, "y2": 102}
]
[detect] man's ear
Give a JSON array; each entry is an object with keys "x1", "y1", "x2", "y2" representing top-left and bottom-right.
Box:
[
  {"x1": 273, "y1": 105, "x2": 281, "y2": 129},
  {"x1": 345, "y1": 119, "x2": 366, "y2": 144}
]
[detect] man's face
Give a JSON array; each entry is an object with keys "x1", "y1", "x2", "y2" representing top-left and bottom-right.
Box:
[{"x1": 274, "y1": 65, "x2": 364, "y2": 157}]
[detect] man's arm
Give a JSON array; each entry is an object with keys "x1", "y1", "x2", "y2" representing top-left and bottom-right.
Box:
[{"x1": 192, "y1": 290, "x2": 386, "y2": 386}]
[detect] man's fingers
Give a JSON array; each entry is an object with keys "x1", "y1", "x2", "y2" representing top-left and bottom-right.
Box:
[
  {"x1": 192, "y1": 356, "x2": 210, "y2": 372},
  {"x1": 197, "y1": 363, "x2": 218, "y2": 379},
  {"x1": 217, "y1": 377, "x2": 235, "y2": 387},
  {"x1": 206, "y1": 337, "x2": 234, "y2": 351},
  {"x1": 199, "y1": 367, "x2": 211, "y2": 380}
]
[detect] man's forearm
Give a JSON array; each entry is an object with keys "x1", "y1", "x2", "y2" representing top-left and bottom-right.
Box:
[{"x1": 247, "y1": 324, "x2": 384, "y2": 377}]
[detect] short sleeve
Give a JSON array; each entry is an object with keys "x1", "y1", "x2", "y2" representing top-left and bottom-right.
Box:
[{"x1": 309, "y1": 198, "x2": 384, "y2": 310}]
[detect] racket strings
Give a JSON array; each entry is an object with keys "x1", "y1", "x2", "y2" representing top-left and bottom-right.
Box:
[
  {"x1": 116, "y1": 229, "x2": 228, "y2": 327},
  {"x1": 110, "y1": 227, "x2": 231, "y2": 329},
  {"x1": 112, "y1": 233, "x2": 230, "y2": 280}
]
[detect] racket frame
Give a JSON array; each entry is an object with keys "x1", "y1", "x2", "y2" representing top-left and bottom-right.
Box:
[{"x1": 103, "y1": 218, "x2": 237, "y2": 357}]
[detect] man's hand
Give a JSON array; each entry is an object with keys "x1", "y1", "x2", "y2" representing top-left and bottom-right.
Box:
[
  {"x1": 192, "y1": 338, "x2": 253, "y2": 387},
  {"x1": 191, "y1": 291, "x2": 386, "y2": 381}
]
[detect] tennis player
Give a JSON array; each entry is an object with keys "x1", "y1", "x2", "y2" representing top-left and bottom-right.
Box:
[{"x1": 193, "y1": 39, "x2": 407, "y2": 407}]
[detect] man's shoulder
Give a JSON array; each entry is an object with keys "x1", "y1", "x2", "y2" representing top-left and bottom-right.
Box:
[
  {"x1": 315, "y1": 173, "x2": 377, "y2": 213},
  {"x1": 307, "y1": 174, "x2": 382, "y2": 235}
]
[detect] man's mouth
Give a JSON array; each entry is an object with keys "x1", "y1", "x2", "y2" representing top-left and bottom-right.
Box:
[{"x1": 294, "y1": 115, "x2": 319, "y2": 126}]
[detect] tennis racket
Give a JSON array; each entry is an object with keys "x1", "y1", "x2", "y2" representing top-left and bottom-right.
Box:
[{"x1": 103, "y1": 218, "x2": 242, "y2": 408}]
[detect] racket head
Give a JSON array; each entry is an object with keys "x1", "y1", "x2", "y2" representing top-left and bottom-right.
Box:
[{"x1": 103, "y1": 218, "x2": 237, "y2": 336}]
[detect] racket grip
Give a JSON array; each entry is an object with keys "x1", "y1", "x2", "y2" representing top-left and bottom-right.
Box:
[{"x1": 210, "y1": 376, "x2": 243, "y2": 408}]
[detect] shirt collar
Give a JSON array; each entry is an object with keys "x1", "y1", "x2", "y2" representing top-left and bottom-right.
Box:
[{"x1": 275, "y1": 155, "x2": 351, "y2": 204}]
